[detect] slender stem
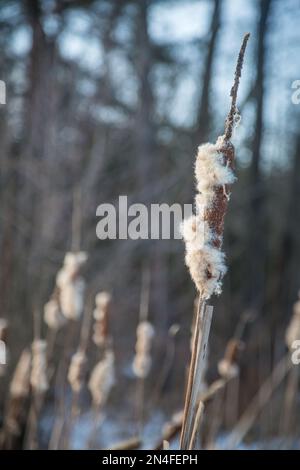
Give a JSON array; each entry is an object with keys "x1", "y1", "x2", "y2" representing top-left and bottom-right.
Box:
[
  {"x1": 180, "y1": 303, "x2": 213, "y2": 449},
  {"x1": 226, "y1": 354, "x2": 292, "y2": 449},
  {"x1": 71, "y1": 186, "x2": 82, "y2": 252},
  {"x1": 188, "y1": 400, "x2": 204, "y2": 450},
  {"x1": 180, "y1": 298, "x2": 204, "y2": 447}
]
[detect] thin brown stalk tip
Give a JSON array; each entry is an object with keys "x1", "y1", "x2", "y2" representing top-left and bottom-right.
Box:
[{"x1": 225, "y1": 33, "x2": 250, "y2": 141}]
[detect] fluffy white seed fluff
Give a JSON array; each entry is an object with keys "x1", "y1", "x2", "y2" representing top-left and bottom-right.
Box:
[
  {"x1": 132, "y1": 321, "x2": 155, "y2": 378},
  {"x1": 218, "y1": 358, "x2": 239, "y2": 379},
  {"x1": 56, "y1": 251, "x2": 87, "y2": 321},
  {"x1": 88, "y1": 349, "x2": 115, "y2": 407},
  {"x1": 181, "y1": 139, "x2": 235, "y2": 299},
  {"x1": 184, "y1": 244, "x2": 227, "y2": 299},
  {"x1": 44, "y1": 299, "x2": 66, "y2": 330},
  {"x1": 30, "y1": 340, "x2": 49, "y2": 393},
  {"x1": 195, "y1": 141, "x2": 235, "y2": 208},
  {"x1": 68, "y1": 351, "x2": 87, "y2": 392},
  {"x1": 95, "y1": 292, "x2": 111, "y2": 312},
  {"x1": 10, "y1": 349, "x2": 32, "y2": 398}
]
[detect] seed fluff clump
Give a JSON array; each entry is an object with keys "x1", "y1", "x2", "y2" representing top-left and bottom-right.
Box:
[{"x1": 181, "y1": 137, "x2": 236, "y2": 300}]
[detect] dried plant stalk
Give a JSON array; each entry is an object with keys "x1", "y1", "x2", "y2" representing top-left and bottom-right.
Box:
[
  {"x1": 180, "y1": 304, "x2": 213, "y2": 449},
  {"x1": 280, "y1": 291, "x2": 300, "y2": 434},
  {"x1": 87, "y1": 348, "x2": 115, "y2": 449},
  {"x1": 163, "y1": 440, "x2": 170, "y2": 450},
  {"x1": 188, "y1": 400, "x2": 204, "y2": 450},
  {"x1": 226, "y1": 354, "x2": 292, "y2": 449},
  {"x1": 108, "y1": 436, "x2": 142, "y2": 451}
]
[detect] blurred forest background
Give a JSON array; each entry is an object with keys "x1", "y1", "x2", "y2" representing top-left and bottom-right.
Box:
[{"x1": 0, "y1": 0, "x2": 300, "y2": 450}]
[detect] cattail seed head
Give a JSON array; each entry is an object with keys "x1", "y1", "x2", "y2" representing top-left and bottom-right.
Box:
[
  {"x1": 9, "y1": 349, "x2": 32, "y2": 398},
  {"x1": 132, "y1": 321, "x2": 155, "y2": 378},
  {"x1": 181, "y1": 137, "x2": 235, "y2": 299},
  {"x1": 286, "y1": 292, "x2": 300, "y2": 350},
  {"x1": 218, "y1": 338, "x2": 242, "y2": 379},
  {"x1": 56, "y1": 251, "x2": 87, "y2": 321},
  {"x1": 0, "y1": 319, "x2": 8, "y2": 376},
  {"x1": 30, "y1": 340, "x2": 49, "y2": 394},
  {"x1": 88, "y1": 349, "x2": 115, "y2": 407},
  {"x1": 44, "y1": 298, "x2": 66, "y2": 330},
  {"x1": 92, "y1": 292, "x2": 111, "y2": 347},
  {"x1": 68, "y1": 351, "x2": 87, "y2": 393},
  {"x1": 0, "y1": 318, "x2": 8, "y2": 342}
]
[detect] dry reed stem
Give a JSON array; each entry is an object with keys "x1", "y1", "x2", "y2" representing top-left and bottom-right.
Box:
[
  {"x1": 226, "y1": 354, "x2": 292, "y2": 449},
  {"x1": 134, "y1": 266, "x2": 152, "y2": 434},
  {"x1": 151, "y1": 324, "x2": 180, "y2": 408},
  {"x1": 62, "y1": 296, "x2": 96, "y2": 449},
  {"x1": 154, "y1": 411, "x2": 183, "y2": 450},
  {"x1": 108, "y1": 436, "x2": 142, "y2": 451},
  {"x1": 180, "y1": 298, "x2": 203, "y2": 446},
  {"x1": 180, "y1": 303, "x2": 213, "y2": 449},
  {"x1": 0, "y1": 349, "x2": 31, "y2": 449},
  {"x1": 188, "y1": 400, "x2": 204, "y2": 450},
  {"x1": 163, "y1": 440, "x2": 170, "y2": 450},
  {"x1": 71, "y1": 186, "x2": 82, "y2": 252},
  {"x1": 48, "y1": 319, "x2": 77, "y2": 449},
  {"x1": 156, "y1": 376, "x2": 232, "y2": 450},
  {"x1": 24, "y1": 308, "x2": 47, "y2": 450},
  {"x1": 280, "y1": 364, "x2": 299, "y2": 434}
]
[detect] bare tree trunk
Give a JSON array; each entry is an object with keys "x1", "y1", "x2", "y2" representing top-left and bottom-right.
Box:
[
  {"x1": 245, "y1": 0, "x2": 272, "y2": 313},
  {"x1": 19, "y1": 0, "x2": 57, "y2": 312},
  {"x1": 194, "y1": 0, "x2": 222, "y2": 145},
  {"x1": 271, "y1": 134, "x2": 300, "y2": 322},
  {"x1": 134, "y1": 1, "x2": 169, "y2": 329}
]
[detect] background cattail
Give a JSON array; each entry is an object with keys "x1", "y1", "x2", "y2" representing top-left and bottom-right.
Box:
[
  {"x1": 88, "y1": 349, "x2": 115, "y2": 408},
  {"x1": 9, "y1": 349, "x2": 32, "y2": 399},
  {"x1": 0, "y1": 319, "x2": 8, "y2": 342},
  {"x1": 0, "y1": 319, "x2": 8, "y2": 376},
  {"x1": 132, "y1": 321, "x2": 155, "y2": 379},
  {"x1": 56, "y1": 252, "x2": 88, "y2": 321},
  {"x1": 92, "y1": 292, "x2": 111, "y2": 347},
  {"x1": 67, "y1": 351, "x2": 87, "y2": 393},
  {"x1": 285, "y1": 291, "x2": 300, "y2": 350},
  {"x1": 0, "y1": 349, "x2": 32, "y2": 449},
  {"x1": 30, "y1": 340, "x2": 49, "y2": 394},
  {"x1": 218, "y1": 338, "x2": 242, "y2": 379},
  {"x1": 44, "y1": 298, "x2": 66, "y2": 330}
]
